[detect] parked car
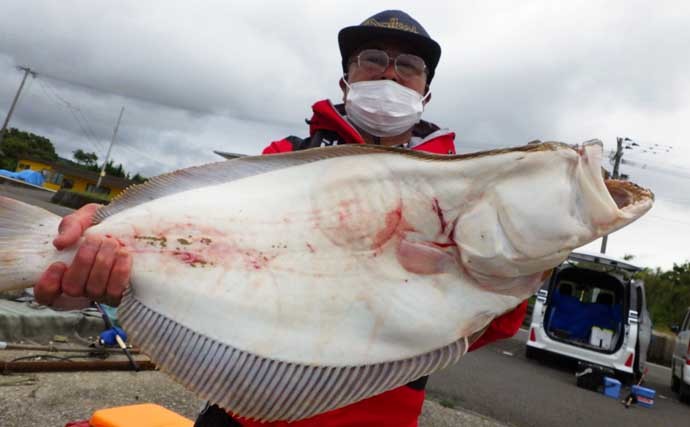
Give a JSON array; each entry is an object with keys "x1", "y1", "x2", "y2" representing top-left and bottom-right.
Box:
[
  {"x1": 525, "y1": 250, "x2": 652, "y2": 384},
  {"x1": 671, "y1": 307, "x2": 690, "y2": 403}
]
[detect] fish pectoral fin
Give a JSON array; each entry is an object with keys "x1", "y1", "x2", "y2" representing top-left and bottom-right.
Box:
[{"x1": 396, "y1": 238, "x2": 458, "y2": 275}]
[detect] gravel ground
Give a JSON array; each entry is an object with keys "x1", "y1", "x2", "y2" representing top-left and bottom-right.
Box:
[{"x1": 0, "y1": 364, "x2": 507, "y2": 427}]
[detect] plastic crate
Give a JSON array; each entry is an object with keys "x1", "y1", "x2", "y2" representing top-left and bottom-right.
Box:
[
  {"x1": 632, "y1": 385, "x2": 655, "y2": 408},
  {"x1": 603, "y1": 376, "x2": 621, "y2": 399}
]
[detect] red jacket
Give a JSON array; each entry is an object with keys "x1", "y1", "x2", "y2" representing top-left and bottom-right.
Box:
[{"x1": 235, "y1": 100, "x2": 528, "y2": 427}]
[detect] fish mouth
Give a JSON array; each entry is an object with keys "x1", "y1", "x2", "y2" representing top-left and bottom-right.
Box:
[{"x1": 605, "y1": 179, "x2": 654, "y2": 210}]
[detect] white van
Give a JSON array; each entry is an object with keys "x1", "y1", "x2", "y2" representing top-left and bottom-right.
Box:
[
  {"x1": 671, "y1": 307, "x2": 690, "y2": 403},
  {"x1": 526, "y1": 250, "x2": 652, "y2": 383}
]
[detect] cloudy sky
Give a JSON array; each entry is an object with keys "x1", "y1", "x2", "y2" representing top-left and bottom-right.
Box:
[{"x1": 1, "y1": 0, "x2": 689, "y2": 269}]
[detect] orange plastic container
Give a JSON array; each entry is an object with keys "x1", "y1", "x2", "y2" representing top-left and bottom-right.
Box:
[{"x1": 89, "y1": 403, "x2": 193, "y2": 427}]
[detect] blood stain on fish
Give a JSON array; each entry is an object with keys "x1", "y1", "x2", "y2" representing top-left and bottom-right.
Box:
[
  {"x1": 432, "y1": 198, "x2": 449, "y2": 233},
  {"x1": 371, "y1": 205, "x2": 404, "y2": 250}
]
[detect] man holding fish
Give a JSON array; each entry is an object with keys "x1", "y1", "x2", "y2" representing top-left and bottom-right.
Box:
[{"x1": 34, "y1": 10, "x2": 533, "y2": 427}]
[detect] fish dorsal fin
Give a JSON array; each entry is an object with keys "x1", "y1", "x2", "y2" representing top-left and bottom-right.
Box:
[
  {"x1": 94, "y1": 141, "x2": 574, "y2": 223},
  {"x1": 94, "y1": 144, "x2": 407, "y2": 223}
]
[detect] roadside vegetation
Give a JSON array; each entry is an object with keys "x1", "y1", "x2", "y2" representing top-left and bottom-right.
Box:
[
  {"x1": 0, "y1": 127, "x2": 145, "y2": 183},
  {"x1": 0, "y1": 128, "x2": 57, "y2": 170},
  {"x1": 637, "y1": 262, "x2": 690, "y2": 332}
]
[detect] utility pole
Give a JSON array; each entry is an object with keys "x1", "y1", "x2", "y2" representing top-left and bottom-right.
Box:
[
  {"x1": 0, "y1": 66, "x2": 36, "y2": 148},
  {"x1": 96, "y1": 106, "x2": 125, "y2": 189},
  {"x1": 600, "y1": 137, "x2": 624, "y2": 254}
]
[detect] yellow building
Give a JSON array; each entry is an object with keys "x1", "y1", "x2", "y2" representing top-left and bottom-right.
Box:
[{"x1": 16, "y1": 157, "x2": 135, "y2": 199}]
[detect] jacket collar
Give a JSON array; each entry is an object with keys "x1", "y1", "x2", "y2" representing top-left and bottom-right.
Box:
[{"x1": 308, "y1": 99, "x2": 450, "y2": 146}]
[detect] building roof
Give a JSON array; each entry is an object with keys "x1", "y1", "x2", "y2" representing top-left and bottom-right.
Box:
[
  {"x1": 51, "y1": 162, "x2": 135, "y2": 189},
  {"x1": 18, "y1": 156, "x2": 136, "y2": 189}
]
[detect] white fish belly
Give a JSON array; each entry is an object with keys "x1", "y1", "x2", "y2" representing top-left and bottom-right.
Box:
[
  {"x1": 92, "y1": 154, "x2": 522, "y2": 366},
  {"x1": 92, "y1": 144, "x2": 636, "y2": 367}
]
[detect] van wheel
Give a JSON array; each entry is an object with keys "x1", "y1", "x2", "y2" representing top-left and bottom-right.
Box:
[
  {"x1": 672, "y1": 373, "x2": 680, "y2": 393},
  {"x1": 617, "y1": 371, "x2": 635, "y2": 387},
  {"x1": 671, "y1": 362, "x2": 680, "y2": 393},
  {"x1": 525, "y1": 346, "x2": 541, "y2": 362},
  {"x1": 680, "y1": 381, "x2": 690, "y2": 404}
]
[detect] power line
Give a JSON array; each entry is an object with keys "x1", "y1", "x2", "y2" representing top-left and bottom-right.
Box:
[
  {"x1": 39, "y1": 78, "x2": 101, "y2": 143},
  {"x1": 36, "y1": 69, "x2": 213, "y2": 116},
  {"x1": 621, "y1": 158, "x2": 690, "y2": 180},
  {"x1": 114, "y1": 143, "x2": 176, "y2": 170},
  {"x1": 36, "y1": 78, "x2": 107, "y2": 154},
  {"x1": 624, "y1": 155, "x2": 690, "y2": 173},
  {"x1": 659, "y1": 196, "x2": 690, "y2": 205},
  {"x1": 644, "y1": 214, "x2": 690, "y2": 227}
]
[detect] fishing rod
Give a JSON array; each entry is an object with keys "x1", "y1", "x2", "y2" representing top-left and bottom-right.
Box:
[{"x1": 94, "y1": 302, "x2": 140, "y2": 371}]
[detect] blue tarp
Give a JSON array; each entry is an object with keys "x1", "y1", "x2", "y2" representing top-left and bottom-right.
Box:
[
  {"x1": 547, "y1": 290, "x2": 622, "y2": 341},
  {"x1": 0, "y1": 169, "x2": 45, "y2": 186}
]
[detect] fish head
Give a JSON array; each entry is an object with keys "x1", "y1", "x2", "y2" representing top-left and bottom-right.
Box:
[
  {"x1": 604, "y1": 178, "x2": 654, "y2": 220},
  {"x1": 453, "y1": 140, "x2": 653, "y2": 294}
]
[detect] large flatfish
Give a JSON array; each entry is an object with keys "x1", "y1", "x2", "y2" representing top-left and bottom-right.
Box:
[{"x1": 0, "y1": 141, "x2": 653, "y2": 421}]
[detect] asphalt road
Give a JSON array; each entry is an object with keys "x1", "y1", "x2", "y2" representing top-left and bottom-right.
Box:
[
  {"x1": 0, "y1": 181, "x2": 74, "y2": 216},
  {"x1": 428, "y1": 329, "x2": 689, "y2": 427}
]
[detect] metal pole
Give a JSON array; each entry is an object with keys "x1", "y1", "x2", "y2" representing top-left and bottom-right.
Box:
[
  {"x1": 96, "y1": 106, "x2": 125, "y2": 188},
  {"x1": 600, "y1": 137, "x2": 624, "y2": 253},
  {"x1": 2, "y1": 359, "x2": 155, "y2": 373},
  {"x1": 0, "y1": 66, "x2": 35, "y2": 148}
]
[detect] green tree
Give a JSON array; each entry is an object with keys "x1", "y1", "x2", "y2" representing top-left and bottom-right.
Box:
[
  {"x1": 73, "y1": 149, "x2": 98, "y2": 167},
  {"x1": 104, "y1": 160, "x2": 126, "y2": 178},
  {"x1": 638, "y1": 262, "x2": 690, "y2": 330},
  {"x1": 0, "y1": 128, "x2": 58, "y2": 170},
  {"x1": 130, "y1": 173, "x2": 147, "y2": 184}
]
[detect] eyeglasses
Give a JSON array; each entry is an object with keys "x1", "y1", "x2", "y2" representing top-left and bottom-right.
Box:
[{"x1": 350, "y1": 49, "x2": 427, "y2": 80}]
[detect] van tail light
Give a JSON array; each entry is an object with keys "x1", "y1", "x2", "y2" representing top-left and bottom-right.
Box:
[
  {"x1": 686, "y1": 342, "x2": 690, "y2": 365},
  {"x1": 624, "y1": 352, "x2": 635, "y2": 368},
  {"x1": 529, "y1": 328, "x2": 536, "y2": 342}
]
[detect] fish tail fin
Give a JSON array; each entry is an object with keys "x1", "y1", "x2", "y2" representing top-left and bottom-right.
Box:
[{"x1": 0, "y1": 196, "x2": 64, "y2": 291}]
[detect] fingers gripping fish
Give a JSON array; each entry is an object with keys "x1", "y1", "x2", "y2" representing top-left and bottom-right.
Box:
[{"x1": 0, "y1": 141, "x2": 653, "y2": 421}]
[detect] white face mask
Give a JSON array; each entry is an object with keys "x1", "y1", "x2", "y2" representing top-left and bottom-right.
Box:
[{"x1": 344, "y1": 80, "x2": 430, "y2": 138}]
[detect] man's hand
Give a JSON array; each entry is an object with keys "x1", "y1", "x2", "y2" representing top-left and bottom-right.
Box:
[{"x1": 34, "y1": 203, "x2": 132, "y2": 307}]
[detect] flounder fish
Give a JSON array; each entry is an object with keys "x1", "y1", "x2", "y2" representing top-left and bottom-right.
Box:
[{"x1": 0, "y1": 141, "x2": 653, "y2": 421}]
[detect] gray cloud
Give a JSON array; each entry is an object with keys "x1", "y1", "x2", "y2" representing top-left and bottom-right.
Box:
[{"x1": 1, "y1": 0, "x2": 689, "y2": 268}]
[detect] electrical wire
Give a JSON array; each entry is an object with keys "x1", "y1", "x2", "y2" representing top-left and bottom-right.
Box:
[
  {"x1": 40, "y1": 78, "x2": 102, "y2": 145},
  {"x1": 621, "y1": 158, "x2": 690, "y2": 180},
  {"x1": 643, "y1": 214, "x2": 690, "y2": 227},
  {"x1": 36, "y1": 78, "x2": 107, "y2": 154},
  {"x1": 113, "y1": 143, "x2": 176, "y2": 170}
]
